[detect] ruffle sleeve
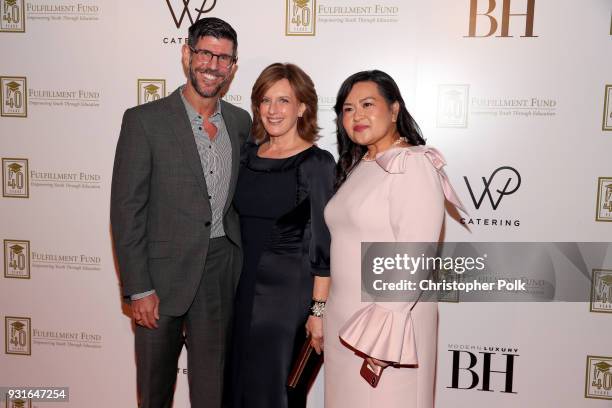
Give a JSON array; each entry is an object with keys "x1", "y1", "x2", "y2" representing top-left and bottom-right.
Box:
[{"x1": 339, "y1": 303, "x2": 418, "y2": 364}]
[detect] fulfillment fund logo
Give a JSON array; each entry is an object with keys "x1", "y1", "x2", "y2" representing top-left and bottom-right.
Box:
[
  {"x1": 437, "y1": 84, "x2": 469, "y2": 128},
  {"x1": 222, "y1": 93, "x2": 243, "y2": 107},
  {"x1": 3, "y1": 240, "x2": 30, "y2": 279},
  {"x1": 590, "y1": 269, "x2": 612, "y2": 313},
  {"x1": 585, "y1": 356, "x2": 612, "y2": 400},
  {"x1": 2, "y1": 158, "x2": 28, "y2": 198},
  {"x1": 286, "y1": 0, "x2": 315, "y2": 36},
  {"x1": 0, "y1": 0, "x2": 25, "y2": 32},
  {"x1": 603, "y1": 85, "x2": 612, "y2": 131},
  {"x1": 1, "y1": 77, "x2": 27, "y2": 117},
  {"x1": 461, "y1": 166, "x2": 521, "y2": 227},
  {"x1": 466, "y1": 0, "x2": 536, "y2": 38},
  {"x1": 5, "y1": 316, "x2": 31, "y2": 355},
  {"x1": 596, "y1": 177, "x2": 612, "y2": 222},
  {"x1": 138, "y1": 79, "x2": 166, "y2": 105},
  {"x1": 447, "y1": 344, "x2": 519, "y2": 394}
]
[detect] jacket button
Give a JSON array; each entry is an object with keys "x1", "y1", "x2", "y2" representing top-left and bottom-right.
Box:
[{"x1": 205, "y1": 221, "x2": 211, "y2": 227}]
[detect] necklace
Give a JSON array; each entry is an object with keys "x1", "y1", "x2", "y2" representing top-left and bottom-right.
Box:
[{"x1": 362, "y1": 137, "x2": 408, "y2": 161}]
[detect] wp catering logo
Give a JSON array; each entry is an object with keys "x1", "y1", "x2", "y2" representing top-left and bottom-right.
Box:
[
  {"x1": 137, "y1": 79, "x2": 166, "y2": 105},
  {"x1": 585, "y1": 356, "x2": 612, "y2": 400},
  {"x1": 461, "y1": 166, "x2": 521, "y2": 227},
  {"x1": 2, "y1": 158, "x2": 28, "y2": 198},
  {"x1": 3, "y1": 239, "x2": 30, "y2": 279},
  {"x1": 5, "y1": 316, "x2": 31, "y2": 356},
  {"x1": 596, "y1": 177, "x2": 612, "y2": 222},
  {"x1": 165, "y1": 0, "x2": 216, "y2": 29},
  {"x1": 1, "y1": 77, "x2": 27, "y2": 117},
  {"x1": 286, "y1": 0, "x2": 316, "y2": 36},
  {"x1": 465, "y1": 0, "x2": 536, "y2": 38},
  {"x1": 447, "y1": 343, "x2": 519, "y2": 394},
  {"x1": 590, "y1": 269, "x2": 612, "y2": 313},
  {"x1": 0, "y1": 0, "x2": 25, "y2": 32}
]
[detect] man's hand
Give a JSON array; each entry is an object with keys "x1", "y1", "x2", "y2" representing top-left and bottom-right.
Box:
[
  {"x1": 132, "y1": 293, "x2": 160, "y2": 329},
  {"x1": 305, "y1": 315, "x2": 324, "y2": 354}
]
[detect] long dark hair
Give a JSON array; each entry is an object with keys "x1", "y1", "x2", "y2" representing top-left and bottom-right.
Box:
[{"x1": 333, "y1": 70, "x2": 425, "y2": 189}]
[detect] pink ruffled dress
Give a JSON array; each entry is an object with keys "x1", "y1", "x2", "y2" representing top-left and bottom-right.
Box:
[{"x1": 323, "y1": 146, "x2": 464, "y2": 408}]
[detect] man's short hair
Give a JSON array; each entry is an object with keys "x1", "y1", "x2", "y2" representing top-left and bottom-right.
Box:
[{"x1": 188, "y1": 17, "x2": 238, "y2": 56}]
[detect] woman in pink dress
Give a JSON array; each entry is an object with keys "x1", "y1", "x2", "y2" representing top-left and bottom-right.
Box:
[{"x1": 322, "y1": 70, "x2": 464, "y2": 407}]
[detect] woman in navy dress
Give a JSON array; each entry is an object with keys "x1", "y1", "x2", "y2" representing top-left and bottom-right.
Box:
[{"x1": 230, "y1": 63, "x2": 335, "y2": 408}]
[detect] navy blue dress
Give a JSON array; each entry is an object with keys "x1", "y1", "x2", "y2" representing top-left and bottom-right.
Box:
[{"x1": 230, "y1": 143, "x2": 335, "y2": 408}]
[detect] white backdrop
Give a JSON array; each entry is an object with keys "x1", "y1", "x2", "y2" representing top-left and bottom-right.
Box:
[{"x1": 1, "y1": 0, "x2": 611, "y2": 407}]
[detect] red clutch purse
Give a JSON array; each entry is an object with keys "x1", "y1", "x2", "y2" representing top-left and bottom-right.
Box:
[
  {"x1": 360, "y1": 359, "x2": 384, "y2": 387},
  {"x1": 287, "y1": 337, "x2": 323, "y2": 391}
]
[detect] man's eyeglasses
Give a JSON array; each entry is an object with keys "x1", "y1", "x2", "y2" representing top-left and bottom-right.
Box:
[{"x1": 189, "y1": 46, "x2": 236, "y2": 68}]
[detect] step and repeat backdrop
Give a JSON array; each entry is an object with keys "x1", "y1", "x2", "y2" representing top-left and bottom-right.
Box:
[{"x1": 1, "y1": 0, "x2": 611, "y2": 406}]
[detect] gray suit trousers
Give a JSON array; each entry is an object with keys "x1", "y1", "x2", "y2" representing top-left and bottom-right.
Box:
[{"x1": 135, "y1": 236, "x2": 236, "y2": 408}]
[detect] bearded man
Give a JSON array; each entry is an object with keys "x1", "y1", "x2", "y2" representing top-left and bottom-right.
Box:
[{"x1": 111, "y1": 17, "x2": 251, "y2": 408}]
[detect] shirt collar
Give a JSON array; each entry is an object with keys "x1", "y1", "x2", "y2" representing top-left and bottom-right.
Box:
[{"x1": 179, "y1": 85, "x2": 222, "y2": 122}]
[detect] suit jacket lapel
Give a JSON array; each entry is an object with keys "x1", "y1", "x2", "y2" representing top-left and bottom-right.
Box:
[
  {"x1": 221, "y1": 100, "x2": 240, "y2": 215},
  {"x1": 167, "y1": 88, "x2": 210, "y2": 198}
]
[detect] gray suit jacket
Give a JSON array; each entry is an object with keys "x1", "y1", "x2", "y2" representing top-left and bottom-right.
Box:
[{"x1": 111, "y1": 87, "x2": 251, "y2": 316}]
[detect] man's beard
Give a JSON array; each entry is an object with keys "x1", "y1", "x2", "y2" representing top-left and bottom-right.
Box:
[{"x1": 188, "y1": 58, "x2": 228, "y2": 98}]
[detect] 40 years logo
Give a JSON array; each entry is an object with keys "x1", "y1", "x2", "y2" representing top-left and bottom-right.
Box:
[
  {"x1": 586, "y1": 356, "x2": 612, "y2": 400},
  {"x1": 0, "y1": 0, "x2": 25, "y2": 32}
]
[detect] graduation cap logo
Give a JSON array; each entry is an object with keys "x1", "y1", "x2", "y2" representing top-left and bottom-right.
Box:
[
  {"x1": 4, "y1": 240, "x2": 30, "y2": 277},
  {"x1": 594, "y1": 361, "x2": 612, "y2": 373},
  {"x1": 144, "y1": 84, "x2": 160, "y2": 94},
  {"x1": 9, "y1": 243, "x2": 24, "y2": 255},
  {"x1": 7, "y1": 162, "x2": 23, "y2": 173},
  {"x1": 11, "y1": 400, "x2": 27, "y2": 408},
  {"x1": 3, "y1": 159, "x2": 28, "y2": 194},
  {"x1": 1, "y1": 77, "x2": 27, "y2": 116},
  {"x1": 138, "y1": 79, "x2": 165, "y2": 105},
  {"x1": 5, "y1": 81, "x2": 21, "y2": 93},
  {"x1": 143, "y1": 84, "x2": 161, "y2": 103},
  {"x1": 442, "y1": 89, "x2": 467, "y2": 116},
  {"x1": 601, "y1": 274, "x2": 612, "y2": 287},
  {"x1": 10, "y1": 321, "x2": 25, "y2": 332},
  {"x1": 587, "y1": 356, "x2": 612, "y2": 398}
]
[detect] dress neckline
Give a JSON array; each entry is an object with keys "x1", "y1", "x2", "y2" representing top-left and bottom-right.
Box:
[
  {"x1": 243, "y1": 144, "x2": 317, "y2": 173},
  {"x1": 254, "y1": 145, "x2": 315, "y2": 160}
]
